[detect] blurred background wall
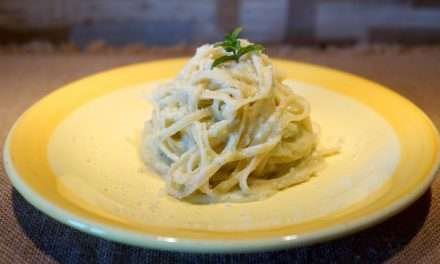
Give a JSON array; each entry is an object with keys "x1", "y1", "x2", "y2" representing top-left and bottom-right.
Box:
[{"x1": 1, "y1": 0, "x2": 440, "y2": 47}]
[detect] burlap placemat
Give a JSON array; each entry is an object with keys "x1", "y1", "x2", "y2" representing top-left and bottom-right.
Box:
[{"x1": 1, "y1": 46, "x2": 439, "y2": 263}]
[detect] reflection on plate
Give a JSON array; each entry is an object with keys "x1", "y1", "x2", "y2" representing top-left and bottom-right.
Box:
[{"x1": 4, "y1": 59, "x2": 440, "y2": 252}]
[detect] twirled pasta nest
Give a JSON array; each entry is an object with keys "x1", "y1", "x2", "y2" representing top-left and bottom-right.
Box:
[{"x1": 142, "y1": 42, "x2": 331, "y2": 203}]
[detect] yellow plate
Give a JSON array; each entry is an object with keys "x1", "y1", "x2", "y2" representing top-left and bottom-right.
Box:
[{"x1": 3, "y1": 58, "x2": 440, "y2": 253}]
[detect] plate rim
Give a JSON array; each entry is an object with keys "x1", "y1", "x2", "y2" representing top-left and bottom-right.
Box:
[{"x1": 3, "y1": 58, "x2": 440, "y2": 253}]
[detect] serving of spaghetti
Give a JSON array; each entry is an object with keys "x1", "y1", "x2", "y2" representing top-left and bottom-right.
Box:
[{"x1": 142, "y1": 30, "x2": 334, "y2": 203}]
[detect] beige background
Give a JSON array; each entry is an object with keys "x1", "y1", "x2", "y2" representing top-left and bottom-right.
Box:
[{"x1": 1, "y1": 1, "x2": 440, "y2": 46}]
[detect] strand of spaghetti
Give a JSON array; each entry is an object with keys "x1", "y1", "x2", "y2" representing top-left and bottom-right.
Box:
[
  {"x1": 170, "y1": 148, "x2": 197, "y2": 184},
  {"x1": 213, "y1": 159, "x2": 248, "y2": 193},
  {"x1": 217, "y1": 87, "x2": 242, "y2": 99},
  {"x1": 237, "y1": 135, "x2": 281, "y2": 159},
  {"x1": 200, "y1": 90, "x2": 237, "y2": 106},
  {"x1": 170, "y1": 152, "x2": 236, "y2": 198},
  {"x1": 186, "y1": 150, "x2": 200, "y2": 174},
  {"x1": 238, "y1": 155, "x2": 264, "y2": 193},
  {"x1": 157, "y1": 109, "x2": 210, "y2": 140},
  {"x1": 192, "y1": 69, "x2": 243, "y2": 90},
  {"x1": 157, "y1": 141, "x2": 179, "y2": 162},
  {"x1": 251, "y1": 157, "x2": 325, "y2": 190},
  {"x1": 253, "y1": 152, "x2": 270, "y2": 177},
  {"x1": 250, "y1": 111, "x2": 282, "y2": 145}
]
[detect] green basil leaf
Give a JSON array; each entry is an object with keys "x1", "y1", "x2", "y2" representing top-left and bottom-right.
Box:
[{"x1": 211, "y1": 55, "x2": 237, "y2": 69}]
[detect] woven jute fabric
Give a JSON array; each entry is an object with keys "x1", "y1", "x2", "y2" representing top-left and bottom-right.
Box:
[{"x1": 1, "y1": 47, "x2": 439, "y2": 263}]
